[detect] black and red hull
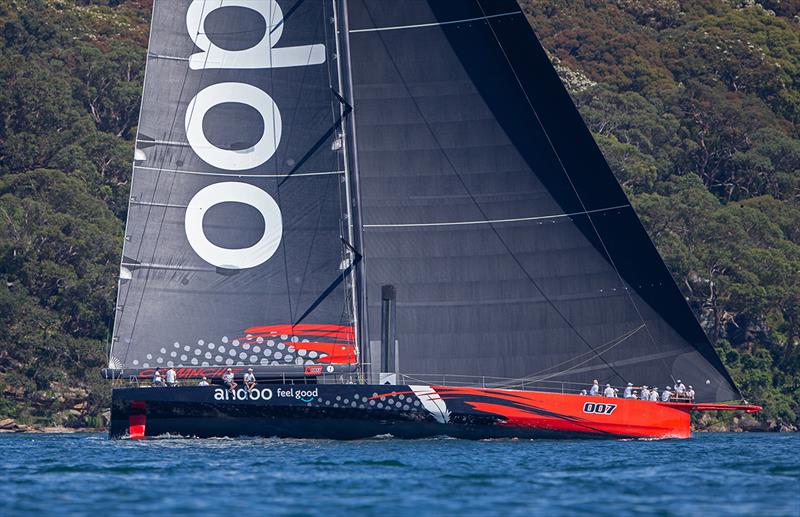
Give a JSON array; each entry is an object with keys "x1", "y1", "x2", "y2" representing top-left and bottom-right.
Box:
[{"x1": 108, "y1": 384, "x2": 738, "y2": 440}]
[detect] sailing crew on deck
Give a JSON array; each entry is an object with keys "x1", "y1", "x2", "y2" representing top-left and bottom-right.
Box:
[
  {"x1": 152, "y1": 368, "x2": 166, "y2": 387},
  {"x1": 640, "y1": 386, "x2": 650, "y2": 400},
  {"x1": 244, "y1": 368, "x2": 257, "y2": 391},
  {"x1": 222, "y1": 368, "x2": 237, "y2": 393},
  {"x1": 165, "y1": 367, "x2": 178, "y2": 387},
  {"x1": 661, "y1": 388, "x2": 672, "y2": 402},
  {"x1": 623, "y1": 383, "x2": 634, "y2": 398},
  {"x1": 603, "y1": 384, "x2": 615, "y2": 397},
  {"x1": 580, "y1": 389, "x2": 588, "y2": 395},
  {"x1": 674, "y1": 380, "x2": 686, "y2": 395},
  {"x1": 649, "y1": 387, "x2": 659, "y2": 401},
  {"x1": 198, "y1": 377, "x2": 210, "y2": 387},
  {"x1": 687, "y1": 386, "x2": 695, "y2": 401},
  {"x1": 589, "y1": 380, "x2": 600, "y2": 396}
]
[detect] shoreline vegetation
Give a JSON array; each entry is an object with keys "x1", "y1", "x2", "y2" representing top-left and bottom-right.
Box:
[{"x1": 0, "y1": 0, "x2": 797, "y2": 432}]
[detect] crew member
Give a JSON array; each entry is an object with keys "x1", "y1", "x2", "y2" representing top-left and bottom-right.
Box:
[
  {"x1": 674, "y1": 380, "x2": 686, "y2": 396},
  {"x1": 687, "y1": 386, "x2": 695, "y2": 402},
  {"x1": 589, "y1": 380, "x2": 600, "y2": 396},
  {"x1": 152, "y1": 368, "x2": 166, "y2": 388},
  {"x1": 649, "y1": 387, "x2": 659, "y2": 401},
  {"x1": 661, "y1": 388, "x2": 672, "y2": 402},
  {"x1": 603, "y1": 383, "x2": 615, "y2": 397},
  {"x1": 623, "y1": 383, "x2": 634, "y2": 399},
  {"x1": 243, "y1": 368, "x2": 257, "y2": 391},
  {"x1": 640, "y1": 386, "x2": 650, "y2": 400},
  {"x1": 222, "y1": 368, "x2": 237, "y2": 393},
  {"x1": 165, "y1": 366, "x2": 178, "y2": 387},
  {"x1": 198, "y1": 376, "x2": 210, "y2": 387}
]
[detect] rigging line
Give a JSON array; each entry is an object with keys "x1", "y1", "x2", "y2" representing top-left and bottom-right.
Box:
[
  {"x1": 275, "y1": 11, "x2": 329, "y2": 190},
  {"x1": 293, "y1": 250, "x2": 362, "y2": 326},
  {"x1": 122, "y1": 0, "x2": 219, "y2": 367},
  {"x1": 325, "y1": 1, "x2": 356, "y2": 337},
  {"x1": 276, "y1": 103, "x2": 351, "y2": 187},
  {"x1": 475, "y1": 0, "x2": 674, "y2": 382},
  {"x1": 524, "y1": 325, "x2": 645, "y2": 379},
  {"x1": 292, "y1": 172, "x2": 334, "y2": 324},
  {"x1": 289, "y1": 8, "x2": 351, "y2": 327},
  {"x1": 269, "y1": 0, "x2": 295, "y2": 325},
  {"x1": 135, "y1": 165, "x2": 345, "y2": 178},
  {"x1": 363, "y1": 204, "x2": 630, "y2": 228},
  {"x1": 349, "y1": 11, "x2": 520, "y2": 33},
  {"x1": 272, "y1": 6, "x2": 327, "y2": 325},
  {"x1": 523, "y1": 325, "x2": 646, "y2": 382},
  {"x1": 365, "y1": 5, "x2": 627, "y2": 384},
  {"x1": 527, "y1": 325, "x2": 645, "y2": 383}
]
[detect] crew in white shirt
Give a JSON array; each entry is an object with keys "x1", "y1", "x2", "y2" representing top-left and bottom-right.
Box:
[
  {"x1": 661, "y1": 388, "x2": 672, "y2": 402},
  {"x1": 687, "y1": 386, "x2": 695, "y2": 401},
  {"x1": 589, "y1": 380, "x2": 600, "y2": 396},
  {"x1": 198, "y1": 376, "x2": 210, "y2": 387},
  {"x1": 603, "y1": 384, "x2": 616, "y2": 397},
  {"x1": 649, "y1": 388, "x2": 659, "y2": 401},
  {"x1": 222, "y1": 368, "x2": 237, "y2": 393},
  {"x1": 674, "y1": 380, "x2": 686, "y2": 395},
  {"x1": 243, "y1": 368, "x2": 257, "y2": 391},
  {"x1": 640, "y1": 386, "x2": 650, "y2": 400},
  {"x1": 152, "y1": 368, "x2": 166, "y2": 387},
  {"x1": 165, "y1": 367, "x2": 178, "y2": 387},
  {"x1": 623, "y1": 383, "x2": 634, "y2": 399}
]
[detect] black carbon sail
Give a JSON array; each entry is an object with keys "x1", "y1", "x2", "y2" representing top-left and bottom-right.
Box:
[
  {"x1": 108, "y1": 1, "x2": 357, "y2": 374},
  {"x1": 346, "y1": 0, "x2": 739, "y2": 402}
]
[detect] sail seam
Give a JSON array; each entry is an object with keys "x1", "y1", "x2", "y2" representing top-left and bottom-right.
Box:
[
  {"x1": 363, "y1": 204, "x2": 630, "y2": 228},
  {"x1": 349, "y1": 11, "x2": 520, "y2": 33},
  {"x1": 148, "y1": 53, "x2": 190, "y2": 62},
  {"x1": 134, "y1": 165, "x2": 345, "y2": 178}
]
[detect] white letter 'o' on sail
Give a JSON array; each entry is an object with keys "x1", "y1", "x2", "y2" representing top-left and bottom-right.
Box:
[
  {"x1": 186, "y1": 0, "x2": 326, "y2": 70},
  {"x1": 185, "y1": 82, "x2": 282, "y2": 171},
  {"x1": 185, "y1": 182, "x2": 282, "y2": 269}
]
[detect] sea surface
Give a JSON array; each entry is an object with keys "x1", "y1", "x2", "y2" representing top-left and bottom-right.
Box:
[{"x1": 0, "y1": 432, "x2": 797, "y2": 516}]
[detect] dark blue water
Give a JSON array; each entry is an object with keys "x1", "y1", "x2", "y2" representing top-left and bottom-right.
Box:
[{"x1": 0, "y1": 433, "x2": 797, "y2": 516}]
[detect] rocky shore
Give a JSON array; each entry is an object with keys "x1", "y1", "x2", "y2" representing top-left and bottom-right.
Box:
[
  {"x1": 693, "y1": 413, "x2": 798, "y2": 433},
  {"x1": 0, "y1": 418, "x2": 104, "y2": 434}
]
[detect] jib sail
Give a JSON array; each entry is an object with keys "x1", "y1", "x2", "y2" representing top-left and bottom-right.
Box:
[
  {"x1": 346, "y1": 0, "x2": 739, "y2": 402},
  {"x1": 108, "y1": 1, "x2": 357, "y2": 374}
]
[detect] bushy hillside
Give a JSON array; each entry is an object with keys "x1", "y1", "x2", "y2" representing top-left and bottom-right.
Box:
[{"x1": 0, "y1": 0, "x2": 796, "y2": 430}]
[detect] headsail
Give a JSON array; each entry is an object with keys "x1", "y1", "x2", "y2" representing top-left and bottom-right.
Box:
[
  {"x1": 346, "y1": 0, "x2": 739, "y2": 402},
  {"x1": 109, "y1": 0, "x2": 356, "y2": 374}
]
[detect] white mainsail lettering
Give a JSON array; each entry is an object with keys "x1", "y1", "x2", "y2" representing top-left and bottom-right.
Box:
[
  {"x1": 185, "y1": 82, "x2": 281, "y2": 171},
  {"x1": 185, "y1": 182, "x2": 283, "y2": 269},
  {"x1": 186, "y1": 0, "x2": 326, "y2": 70}
]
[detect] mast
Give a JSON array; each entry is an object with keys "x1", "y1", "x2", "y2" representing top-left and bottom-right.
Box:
[{"x1": 334, "y1": 0, "x2": 370, "y2": 382}]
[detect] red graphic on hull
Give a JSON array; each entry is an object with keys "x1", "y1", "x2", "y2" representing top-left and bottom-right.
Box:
[
  {"x1": 431, "y1": 386, "x2": 692, "y2": 438},
  {"x1": 240, "y1": 324, "x2": 356, "y2": 364}
]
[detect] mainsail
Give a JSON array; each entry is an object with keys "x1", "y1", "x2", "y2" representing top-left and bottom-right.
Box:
[
  {"x1": 109, "y1": 1, "x2": 357, "y2": 373},
  {"x1": 346, "y1": 0, "x2": 739, "y2": 402}
]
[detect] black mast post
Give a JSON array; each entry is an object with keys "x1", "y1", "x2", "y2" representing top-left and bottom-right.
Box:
[{"x1": 380, "y1": 285, "x2": 397, "y2": 377}]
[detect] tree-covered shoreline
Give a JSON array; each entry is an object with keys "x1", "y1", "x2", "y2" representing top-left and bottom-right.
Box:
[{"x1": 0, "y1": 0, "x2": 797, "y2": 431}]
